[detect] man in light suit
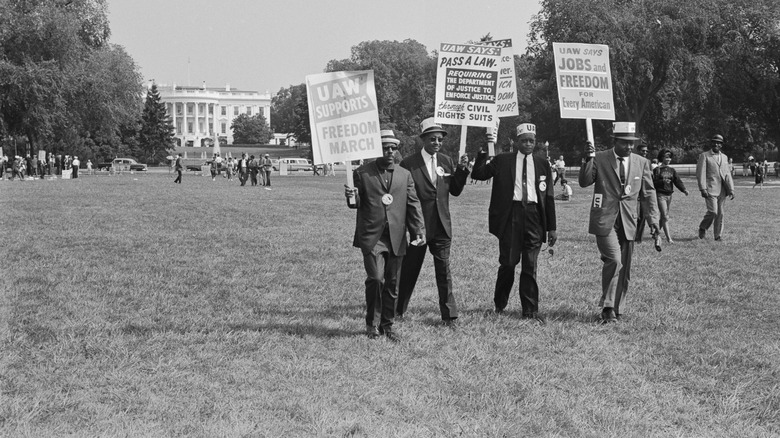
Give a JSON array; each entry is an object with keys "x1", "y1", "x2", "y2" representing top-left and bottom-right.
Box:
[
  {"x1": 472, "y1": 123, "x2": 557, "y2": 323},
  {"x1": 345, "y1": 130, "x2": 426, "y2": 342},
  {"x1": 396, "y1": 118, "x2": 469, "y2": 326},
  {"x1": 579, "y1": 122, "x2": 659, "y2": 324},
  {"x1": 696, "y1": 134, "x2": 735, "y2": 241}
]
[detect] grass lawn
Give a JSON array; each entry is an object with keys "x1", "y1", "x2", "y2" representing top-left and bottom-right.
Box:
[{"x1": 1, "y1": 171, "x2": 779, "y2": 437}]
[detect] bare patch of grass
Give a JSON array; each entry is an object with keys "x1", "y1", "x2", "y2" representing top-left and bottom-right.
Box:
[{"x1": 1, "y1": 173, "x2": 779, "y2": 436}]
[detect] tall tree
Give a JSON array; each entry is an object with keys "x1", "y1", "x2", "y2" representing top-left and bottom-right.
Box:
[
  {"x1": 231, "y1": 113, "x2": 272, "y2": 144},
  {"x1": 524, "y1": 0, "x2": 780, "y2": 161},
  {"x1": 270, "y1": 84, "x2": 305, "y2": 134},
  {"x1": 138, "y1": 84, "x2": 175, "y2": 163},
  {"x1": 325, "y1": 39, "x2": 437, "y2": 137},
  {"x1": 0, "y1": 0, "x2": 140, "y2": 156}
]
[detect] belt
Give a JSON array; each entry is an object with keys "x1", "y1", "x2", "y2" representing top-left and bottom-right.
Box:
[{"x1": 513, "y1": 200, "x2": 537, "y2": 205}]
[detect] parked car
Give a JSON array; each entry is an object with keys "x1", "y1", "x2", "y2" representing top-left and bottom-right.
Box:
[
  {"x1": 186, "y1": 162, "x2": 207, "y2": 172},
  {"x1": 275, "y1": 158, "x2": 312, "y2": 171},
  {"x1": 98, "y1": 158, "x2": 147, "y2": 171}
]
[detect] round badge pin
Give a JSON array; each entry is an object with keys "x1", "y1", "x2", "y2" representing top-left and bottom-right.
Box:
[
  {"x1": 539, "y1": 181, "x2": 547, "y2": 192},
  {"x1": 436, "y1": 166, "x2": 445, "y2": 176},
  {"x1": 381, "y1": 194, "x2": 394, "y2": 205},
  {"x1": 624, "y1": 185, "x2": 632, "y2": 195}
]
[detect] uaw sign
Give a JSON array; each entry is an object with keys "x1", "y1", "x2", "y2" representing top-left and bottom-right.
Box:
[
  {"x1": 553, "y1": 42, "x2": 615, "y2": 120},
  {"x1": 435, "y1": 43, "x2": 502, "y2": 128},
  {"x1": 306, "y1": 70, "x2": 382, "y2": 165}
]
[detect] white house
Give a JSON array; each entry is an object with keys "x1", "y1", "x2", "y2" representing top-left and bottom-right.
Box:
[{"x1": 155, "y1": 82, "x2": 272, "y2": 147}]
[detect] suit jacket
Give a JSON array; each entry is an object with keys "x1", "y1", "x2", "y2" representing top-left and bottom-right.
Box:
[
  {"x1": 578, "y1": 149, "x2": 659, "y2": 237},
  {"x1": 696, "y1": 150, "x2": 734, "y2": 197},
  {"x1": 472, "y1": 151, "x2": 557, "y2": 241},
  {"x1": 174, "y1": 157, "x2": 182, "y2": 170},
  {"x1": 348, "y1": 160, "x2": 425, "y2": 256},
  {"x1": 400, "y1": 151, "x2": 468, "y2": 240}
]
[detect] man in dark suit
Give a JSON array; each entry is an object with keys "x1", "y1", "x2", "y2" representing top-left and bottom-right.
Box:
[
  {"x1": 579, "y1": 122, "x2": 660, "y2": 324},
  {"x1": 173, "y1": 153, "x2": 183, "y2": 184},
  {"x1": 396, "y1": 118, "x2": 469, "y2": 326},
  {"x1": 471, "y1": 123, "x2": 557, "y2": 323},
  {"x1": 345, "y1": 130, "x2": 426, "y2": 342}
]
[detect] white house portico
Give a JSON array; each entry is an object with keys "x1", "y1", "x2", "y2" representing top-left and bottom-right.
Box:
[{"x1": 155, "y1": 83, "x2": 271, "y2": 147}]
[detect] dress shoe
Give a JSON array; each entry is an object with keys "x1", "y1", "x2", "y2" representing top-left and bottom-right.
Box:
[
  {"x1": 601, "y1": 307, "x2": 617, "y2": 324},
  {"x1": 522, "y1": 313, "x2": 546, "y2": 325},
  {"x1": 698, "y1": 228, "x2": 706, "y2": 239},
  {"x1": 383, "y1": 329, "x2": 402, "y2": 343},
  {"x1": 714, "y1": 236, "x2": 722, "y2": 241},
  {"x1": 365, "y1": 325, "x2": 380, "y2": 339}
]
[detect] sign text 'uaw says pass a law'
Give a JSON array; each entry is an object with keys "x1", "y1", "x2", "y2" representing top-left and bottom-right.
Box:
[
  {"x1": 434, "y1": 43, "x2": 502, "y2": 128},
  {"x1": 306, "y1": 71, "x2": 382, "y2": 165}
]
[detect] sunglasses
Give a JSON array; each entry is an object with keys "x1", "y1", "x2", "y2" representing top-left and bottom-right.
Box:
[{"x1": 382, "y1": 146, "x2": 398, "y2": 151}]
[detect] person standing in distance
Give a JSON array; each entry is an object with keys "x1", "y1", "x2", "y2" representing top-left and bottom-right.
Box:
[
  {"x1": 396, "y1": 118, "x2": 469, "y2": 326},
  {"x1": 579, "y1": 122, "x2": 660, "y2": 324},
  {"x1": 345, "y1": 130, "x2": 426, "y2": 342},
  {"x1": 471, "y1": 123, "x2": 557, "y2": 323},
  {"x1": 173, "y1": 153, "x2": 183, "y2": 184},
  {"x1": 696, "y1": 135, "x2": 735, "y2": 240},
  {"x1": 261, "y1": 154, "x2": 273, "y2": 189}
]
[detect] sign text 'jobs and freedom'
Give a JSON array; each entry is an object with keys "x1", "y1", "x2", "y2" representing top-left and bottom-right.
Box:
[{"x1": 553, "y1": 42, "x2": 615, "y2": 120}]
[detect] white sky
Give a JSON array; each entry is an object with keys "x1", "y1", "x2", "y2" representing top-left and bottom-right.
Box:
[{"x1": 107, "y1": 0, "x2": 541, "y2": 94}]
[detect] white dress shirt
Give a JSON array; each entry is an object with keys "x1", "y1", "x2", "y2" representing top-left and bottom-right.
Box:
[
  {"x1": 514, "y1": 153, "x2": 538, "y2": 203},
  {"x1": 421, "y1": 149, "x2": 437, "y2": 183}
]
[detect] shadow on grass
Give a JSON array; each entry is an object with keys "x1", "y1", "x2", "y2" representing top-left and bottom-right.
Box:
[
  {"x1": 671, "y1": 236, "x2": 701, "y2": 242},
  {"x1": 227, "y1": 322, "x2": 358, "y2": 338},
  {"x1": 120, "y1": 303, "x2": 366, "y2": 339},
  {"x1": 120, "y1": 321, "x2": 361, "y2": 338}
]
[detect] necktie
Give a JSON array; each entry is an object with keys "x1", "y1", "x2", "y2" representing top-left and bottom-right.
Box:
[
  {"x1": 430, "y1": 154, "x2": 437, "y2": 187},
  {"x1": 522, "y1": 154, "x2": 528, "y2": 206},
  {"x1": 618, "y1": 157, "x2": 626, "y2": 185}
]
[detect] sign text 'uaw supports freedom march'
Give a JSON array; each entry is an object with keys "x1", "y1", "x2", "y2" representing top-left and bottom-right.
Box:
[
  {"x1": 552, "y1": 42, "x2": 615, "y2": 120},
  {"x1": 306, "y1": 70, "x2": 382, "y2": 166},
  {"x1": 435, "y1": 43, "x2": 502, "y2": 128}
]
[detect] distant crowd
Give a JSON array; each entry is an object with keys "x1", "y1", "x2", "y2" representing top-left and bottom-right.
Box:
[{"x1": 0, "y1": 153, "x2": 91, "y2": 180}]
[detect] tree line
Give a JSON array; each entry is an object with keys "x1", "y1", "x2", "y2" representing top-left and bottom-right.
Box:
[
  {"x1": 3, "y1": 0, "x2": 778, "y2": 165},
  {"x1": 0, "y1": 0, "x2": 179, "y2": 163},
  {"x1": 272, "y1": 0, "x2": 780, "y2": 163}
]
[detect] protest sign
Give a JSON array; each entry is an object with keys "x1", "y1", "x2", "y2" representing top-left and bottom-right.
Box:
[
  {"x1": 552, "y1": 42, "x2": 614, "y2": 120},
  {"x1": 306, "y1": 70, "x2": 382, "y2": 166},
  {"x1": 306, "y1": 70, "x2": 382, "y2": 205},
  {"x1": 435, "y1": 43, "x2": 502, "y2": 128},
  {"x1": 479, "y1": 39, "x2": 519, "y2": 118}
]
